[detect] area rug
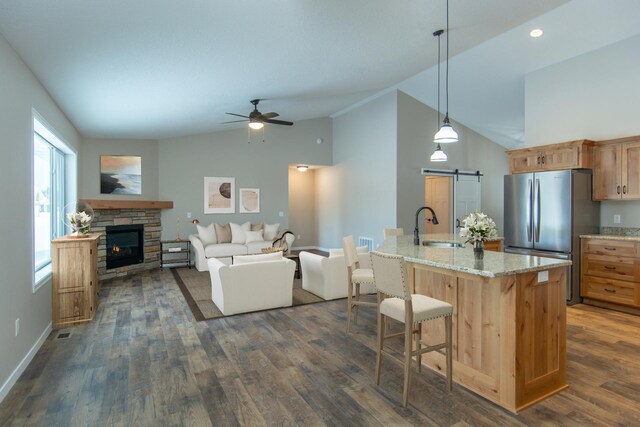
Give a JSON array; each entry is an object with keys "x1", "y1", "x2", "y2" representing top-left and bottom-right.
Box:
[{"x1": 172, "y1": 267, "x2": 326, "y2": 321}]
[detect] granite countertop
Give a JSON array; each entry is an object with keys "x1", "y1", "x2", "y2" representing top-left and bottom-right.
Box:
[
  {"x1": 377, "y1": 235, "x2": 571, "y2": 278},
  {"x1": 417, "y1": 233, "x2": 504, "y2": 243},
  {"x1": 580, "y1": 234, "x2": 640, "y2": 242}
]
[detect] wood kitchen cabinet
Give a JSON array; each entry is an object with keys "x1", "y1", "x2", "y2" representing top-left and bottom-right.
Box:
[
  {"x1": 593, "y1": 136, "x2": 640, "y2": 200},
  {"x1": 506, "y1": 140, "x2": 593, "y2": 174},
  {"x1": 581, "y1": 237, "x2": 640, "y2": 313},
  {"x1": 51, "y1": 233, "x2": 100, "y2": 328}
]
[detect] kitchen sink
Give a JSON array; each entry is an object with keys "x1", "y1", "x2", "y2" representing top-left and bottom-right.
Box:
[{"x1": 421, "y1": 241, "x2": 464, "y2": 248}]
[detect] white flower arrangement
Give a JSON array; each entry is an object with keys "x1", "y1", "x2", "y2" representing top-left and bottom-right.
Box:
[
  {"x1": 459, "y1": 211, "x2": 498, "y2": 243},
  {"x1": 67, "y1": 211, "x2": 92, "y2": 235}
]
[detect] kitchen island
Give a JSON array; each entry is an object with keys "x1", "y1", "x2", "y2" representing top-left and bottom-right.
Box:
[{"x1": 377, "y1": 234, "x2": 571, "y2": 413}]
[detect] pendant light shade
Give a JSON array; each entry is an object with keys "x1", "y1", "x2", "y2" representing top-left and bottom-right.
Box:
[
  {"x1": 434, "y1": 0, "x2": 458, "y2": 143},
  {"x1": 430, "y1": 144, "x2": 447, "y2": 162},
  {"x1": 434, "y1": 115, "x2": 458, "y2": 143}
]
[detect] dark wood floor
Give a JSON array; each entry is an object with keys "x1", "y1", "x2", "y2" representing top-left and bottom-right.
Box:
[{"x1": 1, "y1": 268, "x2": 639, "y2": 426}]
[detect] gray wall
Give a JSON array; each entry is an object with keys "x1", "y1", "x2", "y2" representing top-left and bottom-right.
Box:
[
  {"x1": 0, "y1": 33, "x2": 81, "y2": 398},
  {"x1": 525, "y1": 34, "x2": 640, "y2": 227},
  {"x1": 316, "y1": 92, "x2": 398, "y2": 249},
  {"x1": 288, "y1": 167, "x2": 317, "y2": 248},
  {"x1": 396, "y1": 91, "x2": 508, "y2": 235},
  {"x1": 79, "y1": 138, "x2": 159, "y2": 200},
  {"x1": 158, "y1": 118, "x2": 332, "y2": 240}
]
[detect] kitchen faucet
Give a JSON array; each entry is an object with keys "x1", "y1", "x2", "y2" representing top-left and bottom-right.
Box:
[{"x1": 414, "y1": 206, "x2": 439, "y2": 245}]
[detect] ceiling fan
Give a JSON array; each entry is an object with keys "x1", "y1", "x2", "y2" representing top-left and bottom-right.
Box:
[{"x1": 222, "y1": 99, "x2": 294, "y2": 129}]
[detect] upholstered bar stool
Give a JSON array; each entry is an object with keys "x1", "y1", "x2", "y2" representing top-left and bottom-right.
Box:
[
  {"x1": 383, "y1": 228, "x2": 404, "y2": 239},
  {"x1": 369, "y1": 251, "x2": 453, "y2": 407},
  {"x1": 342, "y1": 235, "x2": 376, "y2": 334}
]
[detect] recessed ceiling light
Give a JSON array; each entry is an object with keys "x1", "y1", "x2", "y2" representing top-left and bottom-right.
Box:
[
  {"x1": 296, "y1": 165, "x2": 309, "y2": 172},
  {"x1": 529, "y1": 29, "x2": 544, "y2": 38}
]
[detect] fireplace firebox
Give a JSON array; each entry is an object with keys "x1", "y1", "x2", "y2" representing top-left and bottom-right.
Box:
[{"x1": 106, "y1": 224, "x2": 144, "y2": 269}]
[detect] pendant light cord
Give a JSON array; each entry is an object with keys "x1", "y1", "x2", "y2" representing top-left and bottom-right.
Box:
[
  {"x1": 437, "y1": 32, "x2": 441, "y2": 126},
  {"x1": 445, "y1": 0, "x2": 450, "y2": 117}
]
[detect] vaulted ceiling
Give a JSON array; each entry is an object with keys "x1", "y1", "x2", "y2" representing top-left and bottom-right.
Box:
[{"x1": 1, "y1": 0, "x2": 639, "y2": 147}]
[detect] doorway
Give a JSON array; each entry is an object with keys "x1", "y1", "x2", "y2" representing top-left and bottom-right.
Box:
[{"x1": 424, "y1": 176, "x2": 452, "y2": 234}]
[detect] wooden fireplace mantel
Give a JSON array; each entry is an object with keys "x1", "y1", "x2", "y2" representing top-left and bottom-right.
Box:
[{"x1": 80, "y1": 199, "x2": 174, "y2": 210}]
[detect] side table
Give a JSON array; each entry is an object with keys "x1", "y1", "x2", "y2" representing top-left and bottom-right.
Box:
[{"x1": 161, "y1": 239, "x2": 191, "y2": 268}]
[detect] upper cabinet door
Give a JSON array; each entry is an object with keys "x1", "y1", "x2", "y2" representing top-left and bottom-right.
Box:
[
  {"x1": 622, "y1": 141, "x2": 640, "y2": 199},
  {"x1": 509, "y1": 150, "x2": 542, "y2": 173},
  {"x1": 542, "y1": 146, "x2": 580, "y2": 170},
  {"x1": 593, "y1": 144, "x2": 622, "y2": 200}
]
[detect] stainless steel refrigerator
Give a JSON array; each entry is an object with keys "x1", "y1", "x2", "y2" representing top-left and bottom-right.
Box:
[{"x1": 503, "y1": 169, "x2": 599, "y2": 304}]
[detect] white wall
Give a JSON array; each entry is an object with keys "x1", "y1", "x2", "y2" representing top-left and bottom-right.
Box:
[
  {"x1": 79, "y1": 138, "x2": 159, "y2": 200},
  {"x1": 316, "y1": 92, "x2": 398, "y2": 249},
  {"x1": 158, "y1": 118, "x2": 332, "y2": 240},
  {"x1": 0, "y1": 33, "x2": 81, "y2": 400},
  {"x1": 525, "y1": 34, "x2": 640, "y2": 227}
]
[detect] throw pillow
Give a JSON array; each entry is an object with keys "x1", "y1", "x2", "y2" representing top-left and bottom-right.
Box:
[
  {"x1": 233, "y1": 251, "x2": 283, "y2": 265},
  {"x1": 214, "y1": 223, "x2": 232, "y2": 244},
  {"x1": 230, "y1": 221, "x2": 251, "y2": 244},
  {"x1": 244, "y1": 230, "x2": 264, "y2": 243},
  {"x1": 263, "y1": 223, "x2": 280, "y2": 241},
  {"x1": 251, "y1": 223, "x2": 263, "y2": 231},
  {"x1": 196, "y1": 223, "x2": 217, "y2": 245},
  {"x1": 329, "y1": 245, "x2": 369, "y2": 257}
]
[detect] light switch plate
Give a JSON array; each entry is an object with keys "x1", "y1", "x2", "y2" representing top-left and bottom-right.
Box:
[
  {"x1": 279, "y1": 211, "x2": 284, "y2": 217},
  {"x1": 538, "y1": 270, "x2": 549, "y2": 283},
  {"x1": 614, "y1": 214, "x2": 621, "y2": 224}
]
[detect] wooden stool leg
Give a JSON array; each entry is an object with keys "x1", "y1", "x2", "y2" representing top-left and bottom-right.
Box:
[
  {"x1": 416, "y1": 322, "x2": 422, "y2": 373},
  {"x1": 445, "y1": 315, "x2": 453, "y2": 392},
  {"x1": 375, "y1": 295, "x2": 384, "y2": 385},
  {"x1": 354, "y1": 283, "x2": 361, "y2": 324},
  {"x1": 402, "y1": 321, "x2": 413, "y2": 407},
  {"x1": 346, "y1": 279, "x2": 354, "y2": 334}
]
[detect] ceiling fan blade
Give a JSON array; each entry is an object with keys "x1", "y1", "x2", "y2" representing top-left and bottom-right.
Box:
[
  {"x1": 226, "y1": 112, "x2": 249, "y2": 118},
  {"x1": 221, "y1": 119, "x2": 248, "y2": 124},
  {"x1": 260, "y1": 112, "x2": 279, "y2": 120},
  {"x1": 263, "y1": 119, "x2": 294, "y2": 126}
]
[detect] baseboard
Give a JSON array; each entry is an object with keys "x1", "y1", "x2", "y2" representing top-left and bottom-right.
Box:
[{"x1": 0, "y1": 322, "x2": 52, "y2": 403}]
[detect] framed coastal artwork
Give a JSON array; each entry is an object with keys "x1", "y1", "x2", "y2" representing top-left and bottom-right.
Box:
[
  {"x1": 239, "y1": 188, "x2": 260, "y2": 213},
  {"x1": 100, "y1": 155, "x2": 142, "y2": 195},
  {"x1": 204, "y1": 177, "x2": 235, "y2": 214}
]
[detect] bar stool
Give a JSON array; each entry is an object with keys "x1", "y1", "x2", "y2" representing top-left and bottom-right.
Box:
[
  {"x1": 369, "y1": 251, "x2": 453, "y2": 407},
  {"x1": 383, "y1": 228, "x2": 404, "y2": 239},
  {"x1": 343, "y1": 235, "x2": 376, "y2": 334}
]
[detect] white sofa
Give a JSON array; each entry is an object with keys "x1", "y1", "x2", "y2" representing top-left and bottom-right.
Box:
[
  {"x1": 190, "y1": 225, "x2": 295, "y2": 271},
  {"x1": 300, "y1": 247, "x2": 376, "y2": 300},
  {"x1": 207, "y1": 253, "x2": 296, "y2": 315}
]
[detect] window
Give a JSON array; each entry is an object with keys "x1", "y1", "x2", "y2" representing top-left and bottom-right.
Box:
[{"x1": 33, "y1": 115, "x2": 74, "y2": 290}]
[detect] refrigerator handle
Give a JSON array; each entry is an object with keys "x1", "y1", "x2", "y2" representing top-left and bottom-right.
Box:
[
  {"x1": 535, "y1": 178, "x2": 541, "y2": 242},
  {"x1": 527, "y1": 179, "x2": 532, "y2": 242}
]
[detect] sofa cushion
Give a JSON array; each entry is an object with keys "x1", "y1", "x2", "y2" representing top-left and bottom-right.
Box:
[
  {"x1": 230, "y1": 221, "x2": 251, "y2": 244},
  {"x1": 233, "y1": 251, "x2": 283, "y2": 265},
  {"x1": 263, "y1": 223, "x2": 280, "y2": 240},
  {"x1": 251, "y1": 223, "x2": 263, "y2": 231},
  {"x1": 329, "y1": 245, "x2": 369, "y2": 257},
  {"x1": 196, "y1": 223, "x2": 217, "y2": 245},
  {"x1": 204, "y1": 243, "x2": 247, "y2": 258},
  {"x1": 246, "y1": 240, "x2": 274, "y2": 254},
  {"x1": 215, "y1": 223, "x2": 232, "y2": 243},
  {"x1": 245, "y1": 230, "x2": 264, "y2": 243}
]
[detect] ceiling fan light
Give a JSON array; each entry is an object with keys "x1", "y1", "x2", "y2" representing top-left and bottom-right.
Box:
[
  {"x1": 248, "y1": 121, "x2": 264, "y2": 130},
  {"x1": 430, "y1": 144, "x2": 448, "y2": 162},
  {"x1": 434, "y1": 116, "x2": 458, "y2": 143},
  {"x1": 296, "y1": 165, "x2": 309, "y2": 172}
]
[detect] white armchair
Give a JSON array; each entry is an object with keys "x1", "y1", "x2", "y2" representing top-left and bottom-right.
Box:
[
  {"x1": 207, "y1": 255, "x2": 296, "y2": 315},
  {"x1": 300, "y1": 248, "x2": 375, "y2": 300}
]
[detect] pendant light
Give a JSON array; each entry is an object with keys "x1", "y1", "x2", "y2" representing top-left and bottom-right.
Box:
[
  {"x1": 430, "y1": 29, "x2": 447, "y2": 162},
  {"x1": 434, "y1": 0, "x2": 458, "y2": 144}
]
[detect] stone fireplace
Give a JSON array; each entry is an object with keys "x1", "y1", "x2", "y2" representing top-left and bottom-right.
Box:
[
  {"x1": 81, "y1": 199, "x2": 172, "y2": 280},
  {"x1": 105, "y1": 224, "x2": 145, "y2": 269}
]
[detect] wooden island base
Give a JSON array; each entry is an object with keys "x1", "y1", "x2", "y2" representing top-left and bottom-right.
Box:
[{"x1": 408, "y1": 262, "x2": 568, "y2": 413}]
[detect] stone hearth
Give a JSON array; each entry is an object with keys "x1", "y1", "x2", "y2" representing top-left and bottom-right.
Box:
[{"x1": 92, "y1": 209, "x2": 161, "y2": 280}]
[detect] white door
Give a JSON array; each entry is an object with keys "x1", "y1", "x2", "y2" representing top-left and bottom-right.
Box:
[{"x1": 454, "y1": 175, "x2": 481, "y2": 231}]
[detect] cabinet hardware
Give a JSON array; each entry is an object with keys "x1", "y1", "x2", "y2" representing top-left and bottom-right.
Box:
[
  {"x1": 604, "y1": 288, "x2": 616, "y2": 293},
  {"x1": 617, "y1": 185, "x2": 621, "y2": 194},
  {"x1": 537, "y1": 156, "x2": 541, "y2": 165},
  {"x1": 623, "y1": 185, "x2": 627, "y2": 194},
  {"x1": 604, "y1": 247, "x2": 616, "y2": 251},
  {"x1": 541, "y1": 155, "x2": 545, "y2": 165},
  {"x1": 604, "y1": 266, "x2": 616, "y2": 270}
]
